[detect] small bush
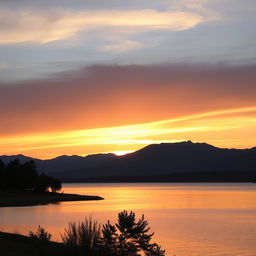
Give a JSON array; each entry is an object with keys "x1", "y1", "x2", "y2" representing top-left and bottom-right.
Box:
[
  {"x1": 61, "y1": 216, "x2": 101, "y2": 254},
  {"x1": 29, "y1": 225, "x2": 52, "y2": 241}
]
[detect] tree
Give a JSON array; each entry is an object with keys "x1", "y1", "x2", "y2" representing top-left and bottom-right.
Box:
[
  {"x1": 1, "y1": 159, "x2": 62, "y2": 193},
  {"x1": 50, "y1": 178, "x2": 62, "y2": 193},
  {"x1": 102, "y1": 211, "x2": 165, "y2": 256},
  {"x1": 36, "y1": 173, "x2": 52, "y2": 192},
  {"x1": 0, "y1": 159, "x2": 5, "y2": 189},
  {"x1": 0, "y1": 159, "x2": 4, "y2": 171},
  {"x1": 20, "y1": 160, "x2": 38, "y2": 190},
  {"x1": 29, "y1": 225, "x2": 52, "y2": 241},
  {"x1": 101, "y1": 220, "x2": 118, "y2": 253},
  {"x1": 5, "y1": 159, "x2": 22, "y2": 189}
]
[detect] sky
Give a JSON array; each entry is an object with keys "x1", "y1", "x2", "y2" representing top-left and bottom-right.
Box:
[{"x1": 0, "y1": 0, "x2": 256, "y2": 159}]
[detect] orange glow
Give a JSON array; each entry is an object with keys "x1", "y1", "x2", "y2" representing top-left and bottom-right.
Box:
[
  {"x1": 0, "y1": 106, "x2": 256, "y2": 158},
  {"x1": 2, "y1": 183, "x2": 256, "y2": 255}
]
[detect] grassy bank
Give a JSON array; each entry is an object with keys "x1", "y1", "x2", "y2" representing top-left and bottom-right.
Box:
[
  {"x1": 0, "y1": 190, "x2": 103, "y2": 207},
  {"x1": 0, "y1": 231, "x2": 80, "y2": 256}
]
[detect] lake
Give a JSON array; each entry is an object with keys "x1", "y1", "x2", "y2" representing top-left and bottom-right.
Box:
[{"x1": 0, "y1": 183, "x2": 256, "y2": 256}]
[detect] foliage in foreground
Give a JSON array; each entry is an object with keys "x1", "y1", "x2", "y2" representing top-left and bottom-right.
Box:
[
  {"x1": 61, "y1": 216, "x2": 101, "y2": 253},
  {"x1": 61, "y1": 210, "x2": 165, "y2": 256},
  {"x1": 0, "y1": 231, "x2": 78, "y2": 256},
  {"x1": 29, "y1": 225, "x2": 52, "y2": 241}
]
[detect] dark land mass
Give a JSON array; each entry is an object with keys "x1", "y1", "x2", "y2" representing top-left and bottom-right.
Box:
[
  {"x1": 0, "y1": 232, "x2": 79, "y2": 256},
  {"x1": 0, "y1": 190, "x2": 103, "y2": 207},
  {"x1": 1, "y1": 141, "x2": 256, "y2": 182}
]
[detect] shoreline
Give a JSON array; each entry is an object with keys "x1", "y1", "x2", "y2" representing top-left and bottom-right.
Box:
[
  {"x1": 0, "y1": 231, "x2": 78, "y2": 256},
  {"x1": 0, "y1": 190, "x2": 103, "y2": 207}
]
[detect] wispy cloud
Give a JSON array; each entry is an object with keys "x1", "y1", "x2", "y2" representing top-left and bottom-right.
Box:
[
  {"x1": 0, "y1": 63, "x2": 8, "y2": 69},
  {"x1": 0, "y1": 8, "x2": 207, "y2": 44},
  {"x1": 101, "y1": 40, "x2": 146, "y2": 53}
]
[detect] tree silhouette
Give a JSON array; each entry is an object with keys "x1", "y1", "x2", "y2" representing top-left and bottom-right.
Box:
[
  {"x1": 1, "y1": 159, "x2": 62, "y2": 193},
  {"x1": 20, "y1": 160, "x2": 38, "y2": 190},
  {"x1": 0, "y1": 159, "x2": 4, "y2": 171},
  {"x1": 102, "y1": 210, "x2": 165, "y2": 256},
  {"x1": 29, "y1": 225, "x2": 52, "y2": 241},
  {"x1": 0, "y1": 159, "x2": 5, "y2": 189},
  {"x1": 6, "y1": 159, "x2": 22, "y2": 189},
  {"x1": 50, "y1": 177, "x2": 62, "y2": 193},
  {"x1": 36, "y1": 173, "x2": 52, "y2": 192}
]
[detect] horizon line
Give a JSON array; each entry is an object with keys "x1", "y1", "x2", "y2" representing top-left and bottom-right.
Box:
[{"x1": 1, "y1": 140, "x2": 255, "y2": 161}]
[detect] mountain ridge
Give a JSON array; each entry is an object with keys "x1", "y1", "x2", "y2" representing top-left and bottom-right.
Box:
[{"x1": 1, "y1": 141, "x2": 256, "y2": 182}]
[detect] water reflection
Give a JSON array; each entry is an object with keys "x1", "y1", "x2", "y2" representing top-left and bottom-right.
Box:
[{"x1": 0, "y1": 183, "x2": 256, "y2": 256}]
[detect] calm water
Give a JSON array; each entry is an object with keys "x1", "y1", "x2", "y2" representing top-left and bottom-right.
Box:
[{"x1": 0, "y1": 183, "x2": 256, "y2": 256}]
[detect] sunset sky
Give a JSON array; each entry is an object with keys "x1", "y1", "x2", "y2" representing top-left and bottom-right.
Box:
[{"x1": 1, "y1": 0, "x2": 256, "y2": 159}]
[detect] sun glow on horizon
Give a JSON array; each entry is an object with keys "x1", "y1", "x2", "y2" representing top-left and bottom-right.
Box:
[
  {"x1": 0, "y1": 106, "x2": 256, "y2": 159},
  {"x1": 111, "y1": 150, "x2": 135, "y2": 156}
]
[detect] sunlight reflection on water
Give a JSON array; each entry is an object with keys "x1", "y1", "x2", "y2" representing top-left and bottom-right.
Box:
[{"x1": 0, "y1": 183, "x2": 256, "y2": 256}]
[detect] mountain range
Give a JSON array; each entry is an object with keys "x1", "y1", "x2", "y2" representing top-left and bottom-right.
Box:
[{"x1": 1, "y1": 141, "x2": 256, "y2": 182}]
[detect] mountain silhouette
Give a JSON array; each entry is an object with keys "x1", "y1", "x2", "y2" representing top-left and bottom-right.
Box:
[{"x1": 1, "y1": 141, "x2": 256, "y2": 182}]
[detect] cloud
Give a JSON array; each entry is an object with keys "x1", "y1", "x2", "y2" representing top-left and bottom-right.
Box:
[
  {"x1": 1, "y1": 63, "x2": 256, "y2": 157},
  {"x1": 101, "y1": 40, "x2": 146, "y2": 53},
  {"x1": 0, "y1": 8, "x2": 207, "y2": 44},
  {"x1": 0, "y1": 63, "x2": 8, "y2": 69},
  {"x1": 0, "y1": 63, "x2": 255, "y2": 137}
]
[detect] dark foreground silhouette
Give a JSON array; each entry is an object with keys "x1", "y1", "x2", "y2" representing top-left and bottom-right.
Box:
[
  {"x1": 0, "y1": 158, "x2": 61, "y2": 193},
  {"x1": 0, "y1": 190, "x2": 103, "y2": 207},
  {"x1": 0, "y1": 159, "x2": 103, "y2": 207},
  {"x1": 0, "y1": 231, "x2": 74, "y2": 256},
  {"x1": 0, "y1": 211, "x2": 166, "y2": 256}
]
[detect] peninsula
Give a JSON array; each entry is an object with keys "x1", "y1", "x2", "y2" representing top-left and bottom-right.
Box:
[
  {"x1": 0, "y1": 159, "x2": 103, "y2": 207},
  {"x1": 0, "y1": 190, "x2": 103, "y2": 207}
]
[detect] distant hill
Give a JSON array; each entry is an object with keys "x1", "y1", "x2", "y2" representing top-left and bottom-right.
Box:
[
  {"x1": 1, "y1": 141, "x2": 256, "y2": 182},
  {"x1": 0, "y1": 154, "x2": 37, "y2": 163}
]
